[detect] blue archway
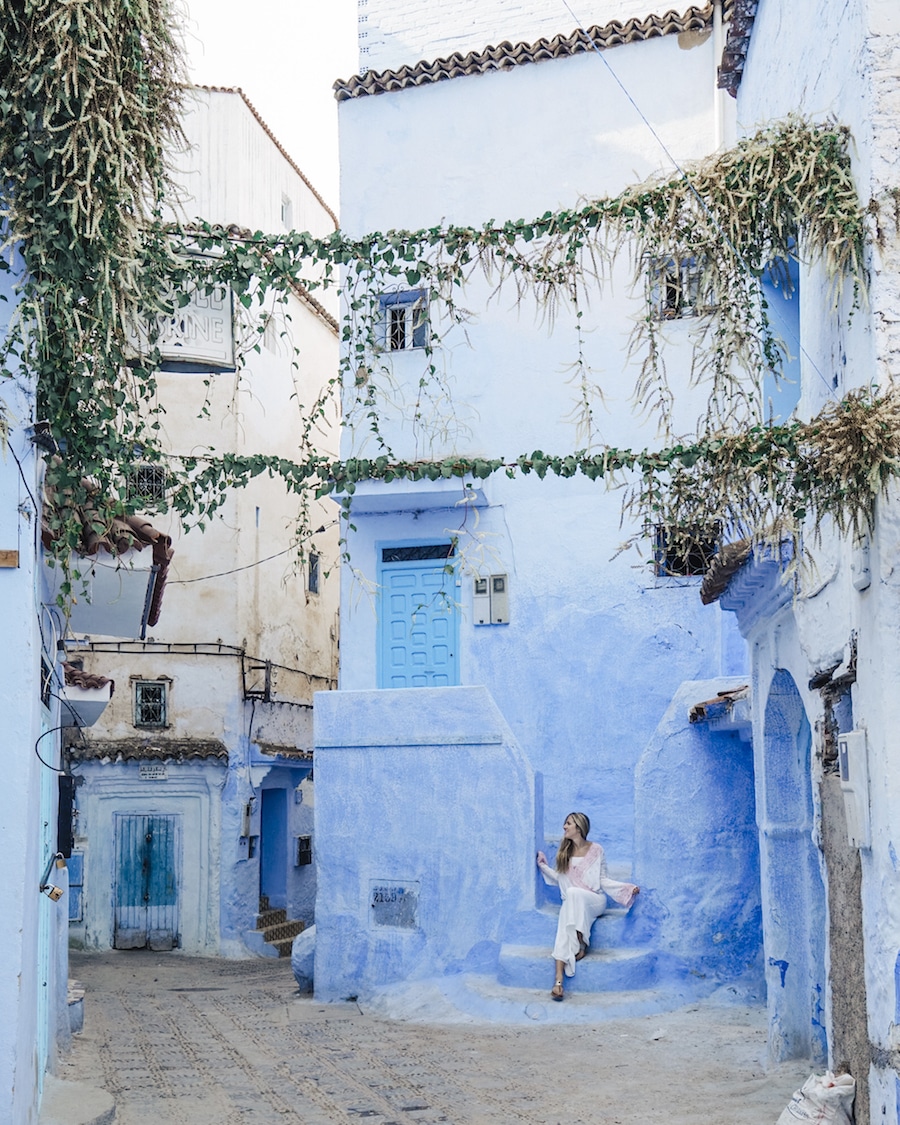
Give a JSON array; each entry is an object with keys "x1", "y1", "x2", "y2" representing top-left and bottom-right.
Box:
[{"x1": 760, "y1": 668, "x2": 827, "y2": 1062}]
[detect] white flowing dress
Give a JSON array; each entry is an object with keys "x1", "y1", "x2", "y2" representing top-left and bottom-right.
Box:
[{"x1": 539, "y1": 843, "x2": 637, "y2": 977}]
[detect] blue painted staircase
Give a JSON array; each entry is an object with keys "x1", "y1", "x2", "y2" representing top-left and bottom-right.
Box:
[{"x1": 388, "y1": 902, "x2": 721, "y2": 1024}]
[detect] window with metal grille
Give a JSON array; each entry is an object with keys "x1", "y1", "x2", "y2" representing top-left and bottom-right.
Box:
[
  {"x1": 654, "y1": 525, "x2": 719, "y2": 578},
  {"x1": 381, "y1": 544, "x2": 455, "y2": 563},
  {"x1": 134, "y1": 680, "x2": 167, "y2": 727},
  {"x1": 307, "y1": 552, "x2": 320, "y2": 595},
  {"x1": 650, "y1": 258, "x2": 711, "y2": 320},
  {"x1": 128, "y1": 463, "x2": 167, "y2": 502},
  {"x1": 380, "y1": 289, "x2": 429, "y2": 350},
  {"x1": 296, "y1": 835, "x2": 312, "y2": 866}
]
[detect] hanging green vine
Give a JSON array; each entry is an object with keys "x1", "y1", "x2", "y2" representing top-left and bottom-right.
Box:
[
  {"x1": 0, "y1": 0, "x2": 891, "y2": 577},
  {"x1": 0, "y1": 0, "x2": 187, "y2": 555}
]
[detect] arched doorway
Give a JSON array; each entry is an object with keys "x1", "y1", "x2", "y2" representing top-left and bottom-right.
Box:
[{"x1": 760, "y1": 669, "x2": 827, "y2": 1062}]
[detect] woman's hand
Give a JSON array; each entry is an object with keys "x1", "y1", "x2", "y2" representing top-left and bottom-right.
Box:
[{"x1": 536, "y1": 851, "x2": 548, "y2": 868}]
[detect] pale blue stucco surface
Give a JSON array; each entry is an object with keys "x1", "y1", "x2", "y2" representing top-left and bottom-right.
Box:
[
  {"x1": 634, "y1": 679, "x2": 764, "y2": 991},
  {"x1": 313, "y1": 686, "x2": 538, "y2": 1000}
]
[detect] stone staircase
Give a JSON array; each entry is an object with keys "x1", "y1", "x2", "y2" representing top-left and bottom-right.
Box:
[
  {"x1": 244, "y1": 896, "x2": 305, "y2": 958},
  {"x1": 368, "y1": 903, "x2": 721, "y2": 1024}
]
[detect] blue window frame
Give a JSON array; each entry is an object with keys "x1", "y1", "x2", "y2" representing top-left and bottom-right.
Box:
[{"x1": 379, "y1": 289, "x2": 429, "y2": 350}]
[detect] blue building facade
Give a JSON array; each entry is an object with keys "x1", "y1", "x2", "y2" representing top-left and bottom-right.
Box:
[{"x1": 314, "y1": 4, "x2": 766, "y2": 1016}]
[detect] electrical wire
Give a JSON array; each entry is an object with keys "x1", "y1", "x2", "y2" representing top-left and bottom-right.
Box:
[
  {"x1": 558, "y1": 0, "x2": 840, "y2": 402},
  {"x1": 168, "y1": 519, "x2": 340, "y2": 585},
  {"x1": 34, "y1": 725, "x2": 67, "y2": 773}
]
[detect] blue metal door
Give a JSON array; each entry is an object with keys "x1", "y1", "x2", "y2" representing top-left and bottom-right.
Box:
[
  {"x1": 378, "y1": 545, "x2": 459, "y2": 688},
  {"x1": 114, "y1": 813, "x2": 179, "y2": 950}
]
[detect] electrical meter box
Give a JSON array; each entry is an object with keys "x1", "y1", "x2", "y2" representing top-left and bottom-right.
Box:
[
  {"x1": 473, "y1": 577, "x2": 491, "y2": 624},
  {"x1": 838, "y1": 730, "x2": 871, "y2": 849},
  {"x1": 491, "y1": 574, "x2": 510, "y2": 623},
  {"x1": 473, "y1": 574, "x2": 510, "y2": 624}
]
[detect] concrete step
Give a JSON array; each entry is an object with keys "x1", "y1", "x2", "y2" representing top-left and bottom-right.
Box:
[
  {"x1": 245, "y1": 918, "x2": 305, "y2": 958},
  {"x1": 503, "y1": 906, "x2": 631, "y2": 946},
  {"x1": 263, "y1": 919, "x2": 304, "y2": 943},
  {"x1": 256, "y1": 908, "x2": 287, "y2": 929},
  {"x1": 498, "y1": 942, "x2": 658, "y2": 991},
  {"x1": 361, "y1": 971, "x2": 717, "y2": 1026}
]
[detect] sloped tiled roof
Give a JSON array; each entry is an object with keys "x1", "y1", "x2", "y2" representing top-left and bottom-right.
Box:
[
  {"x1": 42, "y1": 491, "x2": 174, "y2": 629},
  {"x1": 334, "y1": 3, "x2": 727, "y2": 101},
  {"x1": 192, "y1": 85, "x2": 338, "y2": 228},
  {"x1": 717, "y1": 0, "x2": 758, "y2": 96},
  {"x1": 68, "y1": 738, "x2": 228, "y2": 762},
  {"x1": 700, "y1": 538, "x2": 752, "y2": 604}
]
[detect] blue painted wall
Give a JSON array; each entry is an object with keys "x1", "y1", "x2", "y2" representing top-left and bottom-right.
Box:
[
  {"x1": 313, "y1": 686, "x2": 537, "y2": 999},
  {"x1": 634, "y1": 679, "x2": 764, "y2": 990}
]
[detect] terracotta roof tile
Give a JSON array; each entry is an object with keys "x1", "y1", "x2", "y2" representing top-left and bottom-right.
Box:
[
  {"x1": 68, "y1": 738, "x2": 228, "y2": 762},
  {"x1": 699, "y1": 538, "x2": 752, "y2": 604},
  {"x1": 42, "y1": 479, "x2": 174, "y2": 628},
  {"x1": 717, "y1": 0, "x2": 758, "y2": 96},
  {"x1": 63, "y1": 663, "x2": 115, "y2": 694},
  {"x1": 334, "y1": 3, "x2": 725, "y2": 101}
]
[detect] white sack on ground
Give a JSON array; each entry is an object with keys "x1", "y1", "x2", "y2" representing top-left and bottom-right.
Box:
[{"x1": 776, "y1": 1071, "x2": 855, "y2": 1125}]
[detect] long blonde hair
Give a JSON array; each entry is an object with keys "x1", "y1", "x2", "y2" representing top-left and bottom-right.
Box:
[{"x1": 556, "y1": 811, "x2": 590, "y2": 873}]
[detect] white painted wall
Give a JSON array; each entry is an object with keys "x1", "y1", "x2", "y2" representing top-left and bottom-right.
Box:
[
  {"x1": 734, "y1": 0, "x2": 900, "y2": 1106},
  {"x1": 0, "y1": 261, "x2": 65, "y2": 1123},
  {"x1": 74, "y1": 88, "x2": 341, "y2": 956},
  {"x1": 358, "y1": 0, "x2": 674, "y2": 73},
  {"x1": 336, "y1": 27, "x2": 745, "y2": 855}
]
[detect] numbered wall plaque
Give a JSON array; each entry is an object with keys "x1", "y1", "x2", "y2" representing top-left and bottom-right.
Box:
[{"x1": 369, "y1": 881, "x2": 419, "y2": 929}]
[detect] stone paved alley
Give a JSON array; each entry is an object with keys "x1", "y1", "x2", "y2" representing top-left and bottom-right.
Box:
[{"x1": 61, "y1": 951, "x2": 813, "y2": 1124}]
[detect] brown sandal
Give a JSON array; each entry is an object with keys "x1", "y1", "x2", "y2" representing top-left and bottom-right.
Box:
[
  {"x1": 575, "y1": 941, "x2": 588, "y2": 962},
  {"x1": 551, "y1": 980, "x2": 564, "y2": 1001}
]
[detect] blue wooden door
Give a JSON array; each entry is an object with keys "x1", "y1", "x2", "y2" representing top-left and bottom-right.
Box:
[
  {"x1": 114, "y1": 813, "x2": 179, "y2": 950},
  {"x1": 260, "y1": 788, "x2": 288, "y2": 910},
  {"x1": 378, "y1": 545, "x2": 459, "y2": 688}
]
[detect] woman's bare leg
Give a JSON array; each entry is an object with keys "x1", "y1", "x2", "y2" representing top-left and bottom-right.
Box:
[{"x1": 551, "y1": 959, "x2": 566, "y2": 999}]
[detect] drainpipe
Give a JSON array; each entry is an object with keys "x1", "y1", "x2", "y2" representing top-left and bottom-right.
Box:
[{"x1": 713, "y1": 0, "x2": 725, "y2": 151}]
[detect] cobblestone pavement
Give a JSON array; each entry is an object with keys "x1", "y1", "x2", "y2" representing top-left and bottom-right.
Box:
[{"x1": 62, "y1": 951, "x2": 811, "y2": 1125}]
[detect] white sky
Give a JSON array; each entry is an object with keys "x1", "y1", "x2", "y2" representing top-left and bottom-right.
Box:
[{"x1": 181, "y1": 0, "x2": 358, "y2": 211}]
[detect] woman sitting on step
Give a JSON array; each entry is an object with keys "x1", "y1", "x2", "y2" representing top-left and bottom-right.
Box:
[{"x1": 536, "y1": 812, "x2": 639, "y2": 1002}]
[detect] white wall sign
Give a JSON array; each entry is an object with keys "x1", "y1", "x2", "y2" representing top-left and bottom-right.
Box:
[
  {"x1": 139, "y1": 763, "x2": 168, "y2": 780},
  {"x1": 128, "y1": 284, "x2": 236, "y2": 372}
]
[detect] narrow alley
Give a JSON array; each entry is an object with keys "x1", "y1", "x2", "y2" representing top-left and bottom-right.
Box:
[{"x1": 60, "y1": 952, "x2": 810, "y2": 1124}]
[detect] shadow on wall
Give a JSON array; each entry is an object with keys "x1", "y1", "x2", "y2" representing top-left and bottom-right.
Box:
[{"x1": 633, "y1": 678, "x2": 765, "y2": 992}]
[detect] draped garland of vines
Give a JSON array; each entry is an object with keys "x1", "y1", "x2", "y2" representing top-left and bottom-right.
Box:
[{"x1": 0, "y1": 0, "x2": 895, "y2": 572}]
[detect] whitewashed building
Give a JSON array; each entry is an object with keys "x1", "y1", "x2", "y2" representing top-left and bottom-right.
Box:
[
  {"x1": 0, "y1": 259, "x2": 72, "y2": 1123},
  {"x1": 698, "y1": 3, "x2": 900, "y2": 1122},
  {"x1": 67, "y1": 88, "x2": 340, "y2": 958},
  {"x1": 315, "y1": 9, "x2": 900, "y2": 1120},
  {"x1": 313, "y1": 0, "x2": 777, "y2": 1014}
]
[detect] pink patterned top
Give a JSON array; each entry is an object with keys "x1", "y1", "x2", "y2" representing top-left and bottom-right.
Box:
[{"x1": 540, "y1": 842, "x2": 638, "y2": 906}]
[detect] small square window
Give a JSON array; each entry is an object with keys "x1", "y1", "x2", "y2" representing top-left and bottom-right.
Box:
[
  {"x1": 128, "y1": 463, "x2": 167, "y2": 502},
  {"x1": 654, "y1": 526, "x2": 719, "y2": 578},
  {"x1": 650, "y1": 258, "x2": 711, "y2": 320},
  {"x1": 379, "y1": 289, "x2": 429, "y2": 351},
  {"x1": 307, "y1": 552, "x2": 320, "y2": 595},
  {"x1": 296, "y1": 835, "x2": 312, "y2": 866},
  {"x1": 134, "y1": 680, "x2": 167, "y2": 727}
]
